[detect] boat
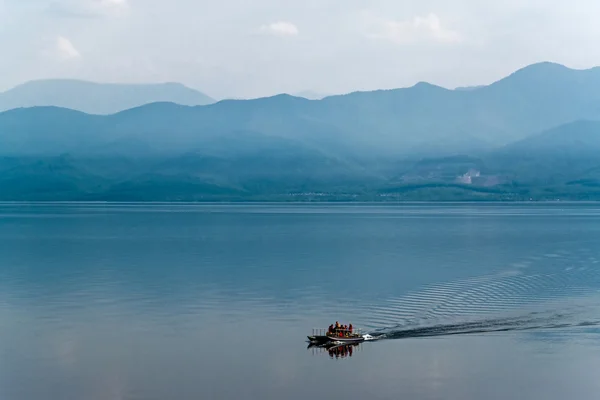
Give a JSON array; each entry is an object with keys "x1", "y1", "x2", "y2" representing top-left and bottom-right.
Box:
[{"x1": 307, "y1": 326, "x2": 371, "y2": 344}]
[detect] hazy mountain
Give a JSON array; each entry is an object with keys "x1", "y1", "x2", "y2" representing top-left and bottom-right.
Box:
[
  {"x1": 0, "y1": 155, "x2": 109, "y2": 200},
  {"x1": 500, "y1": 119, "x2": 600, "y2": 155},
  {"x1": 0, "y1": 137, "x2": 383, "y2": 201},
  {"x1": 313, "y1": 62, "x2": 600, "y2": 148},
  {"x1": 484, "y1": 120, "x2": 600, "y2": 185},
  {"x1": 3, "y1": 118, "x2": 600, "y2": 201},
  {"x1": 0, "y1": 79, "x2": 214, "y2": 114},
  {"x1": 5, "y1": 61, "x2": 600, "y2": 159},
  {"x1": 3, "y1": 62, "x2": 600, "y2": 200},
  {"x1": 0, "y1": 107, "x2": 108, "y2": 154},
  {"x1": 382, "y1": 120, "x2": 600, "y2": 197}
]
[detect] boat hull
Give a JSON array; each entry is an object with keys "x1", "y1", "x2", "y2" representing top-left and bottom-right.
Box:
[
  {"x1": 326, "y1": 335, "x2": 365, "y2": 343},
  {"x1": 308, "y1": 335, "x2": 365, "y2": 344},
  {"x1": 307, "y1": 335, "x2": 330, "y2": 343}
]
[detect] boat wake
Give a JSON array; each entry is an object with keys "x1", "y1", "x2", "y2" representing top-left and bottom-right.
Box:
[
  {"x1": 368, "y1": 310, "x2": 600, "y2": 340},
  {"x1": 355, "y1": 246, "x2": 600, "y2": 341}
]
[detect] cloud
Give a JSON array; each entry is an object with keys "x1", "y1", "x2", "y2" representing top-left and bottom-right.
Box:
[
  {"x1": 99, "y1": 0, "x2": 129, "y2": 12},
  {"x1": 56, "y1": 36, "x2": 81, "y2": 59},
  {"x1": 259, "y1": 21, "x2": 299, "y2": 37},
  {"x1": 367, "y1": 13, "x2": 462, "y2": 45},
  {"x1": 48, "y1": 0, "x2": 129, "y2": 18}
]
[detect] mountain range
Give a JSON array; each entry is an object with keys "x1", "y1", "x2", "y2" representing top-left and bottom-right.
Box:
[
  {"x1": 1, "y1": 62, "x2": 600, "y2": 201},
  {"x1": 0, "y1": 79, "x2": 215, "y2": 114}
]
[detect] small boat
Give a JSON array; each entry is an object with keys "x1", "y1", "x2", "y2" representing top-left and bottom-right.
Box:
[{"x1": 307, "y1": 326, "x2": 370, "y2": 344}]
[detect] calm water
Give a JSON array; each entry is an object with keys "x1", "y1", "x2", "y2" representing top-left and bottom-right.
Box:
[{"x1": 1, "y1": 203, "x2": 600, "y2": 400}]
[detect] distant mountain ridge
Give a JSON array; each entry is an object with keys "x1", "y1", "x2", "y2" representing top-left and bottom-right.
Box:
[
  {"x1": 1, "y1": 118, "x2": 600, "y2": 201},
  {"x1": 3, "y1": 62, "x2": 600, "y2": 157},
  {"x1": 2, "y1": 62, "x2": 600, "y2": 201},
  {"x1": 0, "y1": 79, "x2": 215, "y2": 114}
]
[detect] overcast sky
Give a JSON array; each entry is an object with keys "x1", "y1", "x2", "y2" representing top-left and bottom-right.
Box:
[{"x1": 2, "y1": 0, "x2": 600, "y2": 99}]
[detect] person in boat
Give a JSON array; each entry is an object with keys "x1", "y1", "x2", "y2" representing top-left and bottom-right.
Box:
[
  {"x1": 349, "y1": 324, "x2": 353, "y2": 334},
  {"x1": 335, "y1": 321, "x2": 340, "y2": 330},
  {"x1": 328, "y1": 324, "x2": 334, "y2": 334}
]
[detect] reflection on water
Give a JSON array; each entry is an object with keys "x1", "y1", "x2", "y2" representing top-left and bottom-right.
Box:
[
  {"x1": 308, "y1": 342, "x2": 363, "y2": 359},
  {"x1": 2, "y1": 203, "x2": 600, "y2": 399}
]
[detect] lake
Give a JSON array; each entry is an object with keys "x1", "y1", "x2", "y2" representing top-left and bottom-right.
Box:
[{"x1": 1, "y1": 203, "x2": 600, "y2": 400}]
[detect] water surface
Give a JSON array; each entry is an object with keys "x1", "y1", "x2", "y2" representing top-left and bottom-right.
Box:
[{"x1": 1, "y1": 203, "x2": 600, "y2": 400}]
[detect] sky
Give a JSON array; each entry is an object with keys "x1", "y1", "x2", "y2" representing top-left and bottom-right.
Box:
[{"x1": 2, "y1": 0, "x2": 600, "y2": 99}]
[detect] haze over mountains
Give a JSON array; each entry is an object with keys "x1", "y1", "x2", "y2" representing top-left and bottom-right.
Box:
[
  {"x1": 0, "y1": 80, "x2": 215, "y2": 115},
  {"x1": 1, "y1": 62, "x2": 600, "y2": 201}
]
